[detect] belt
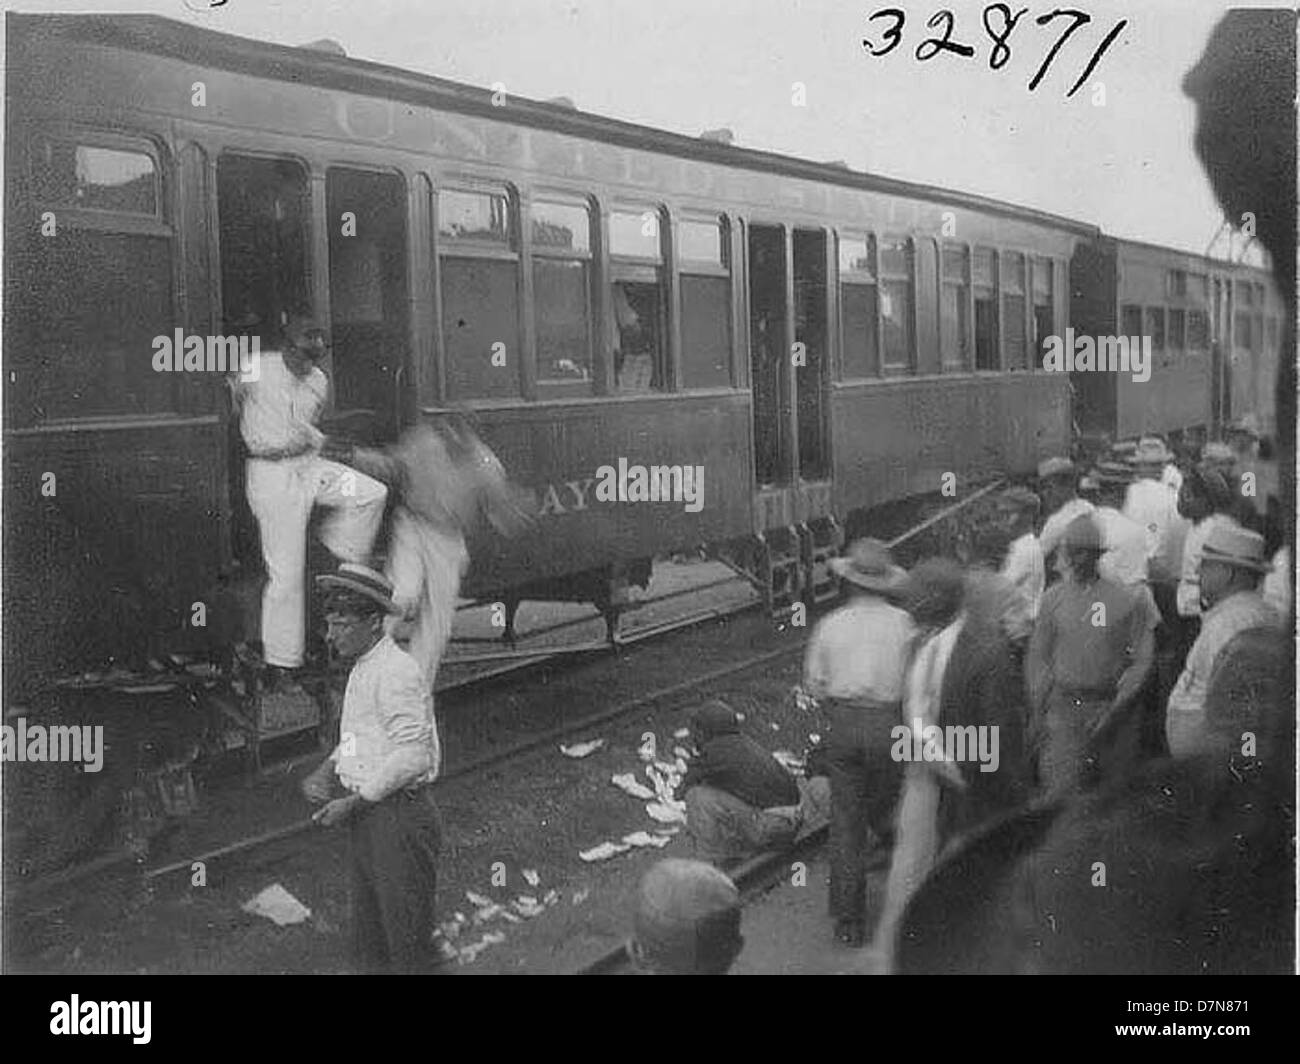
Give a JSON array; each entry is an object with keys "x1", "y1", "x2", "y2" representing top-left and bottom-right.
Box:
[
  {"x1": 1057, "y1": 685, "x2": 1116, "y2": 702},
  {"x1": 249, "y1": 444, "x2": 314, "y2": 461}
]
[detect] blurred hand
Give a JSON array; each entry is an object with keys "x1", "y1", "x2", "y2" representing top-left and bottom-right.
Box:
[
  {"x1": 312, "y1": 795, "x2": 360, "y2": 827},
  {"x1": 301, "y1": 764, "x2": 333, "y2": 804}
]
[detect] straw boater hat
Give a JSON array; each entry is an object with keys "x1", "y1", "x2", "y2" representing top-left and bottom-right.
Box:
[
  {"x1": 1036, "y1": 456, "x2": 1075, "y2": 481},
  {"x1": 1130, "y1": 436, "x2": 1174, "y2": 467},
  {"x1": 830, "y1": 538, "x2": 908, "y2": 594},
  {"x1": 314, "y1": 563, "x2": 401, "y2": 614},
  {"x1": 1202, "y1": 441, "x2": 1237, "y2": 469},
  {"x1": 1200, "y1": 523, "x2": 1270, "y2": 573}
]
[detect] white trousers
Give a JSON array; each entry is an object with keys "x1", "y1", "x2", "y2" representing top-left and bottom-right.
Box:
[
  {"x1": 385, "y1": 509, "x2": 469, "y2": 687},
  {"x1": 247, "y1": 455, "x2": 388, "y2": 667}
]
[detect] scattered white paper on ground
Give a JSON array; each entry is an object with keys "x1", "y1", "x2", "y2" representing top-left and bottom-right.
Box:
[
  {"x1": 646, "y1": 801, "x2": 687, "y2": 825},
  {"x1": 672, "y1": 727, "x2": 690, "y2": 740},
  {"x1": 543, "y1": 889, "x2": 561, "y2": 906},
  {"x1": 571, "y1": 888, "x2": 590, "y2": 905},
  {"x1": 458, "y1": 931, "x2": 506, "y2": 965},
  {"x1": 465, "y1": 890, "x2": 493, "y2": 908},
  {"x1": 672, "y1": 746, "x2": 692, "y2": 761},
  {"x1": 611, "y1": 772, "x2": 656, "y2": 800},
  {"x1": 522, "y1": 868, "x2": 541, "y2": 888},
  {"x1": 772, "y1": 750, "x2": 805, "y2": 775},
  {"x1": 560, "y1": 738, "x2": 606, "y2": 758},
  {"x1": 622, "y1": 831, "x2": 672, "y2": 849},
  {"x1": 241, "y1": 883, "x2": 312, "y2": 927},
  {"x1": 580, "y1": 840, "x2": 633, "y2": 862}
]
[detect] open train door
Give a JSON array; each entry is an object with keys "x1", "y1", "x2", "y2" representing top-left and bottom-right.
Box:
[{"x1": 322, "y1": 168, "x2": 410, "y2": 446}]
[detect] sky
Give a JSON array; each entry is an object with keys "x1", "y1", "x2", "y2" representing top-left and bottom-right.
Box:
[{"x1": 1, "y1": 0, "x2": 1292, "y2": 261}]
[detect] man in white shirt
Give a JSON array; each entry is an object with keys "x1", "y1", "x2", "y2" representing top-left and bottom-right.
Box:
[
  {"x1": 806, "y1": 538, "x2": 913, "y2": 947},
  {"x1": 231, "y1": 317, "x2": 388, "y2": 684},
  {"x1": 1087, "y1": 464, "x2": 1152, "y2": 592},
  {"x1": 1036, "y1": 457, "x2": 1095, "y2": 567},
  {"x1": 1123, "y1": 437, "x2": 1190, "y2": 592},
  {"x1": 996, "y1": 488, "x2": 1044, "y2": 645},
  {"x1": 1175, "y1": 465, "x2": 1239, "y2": 618},
  {"x1": 1166, "y1": 524, "x2": 1282, "y2": 759},
  {"x1": 301, "y1": 564, "x2": 445, "y2": 973}
]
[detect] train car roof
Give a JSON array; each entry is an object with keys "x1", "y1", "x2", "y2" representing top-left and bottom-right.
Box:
[
  {"x1": 8, "y1": 12, "x2": 1103, "y2": 238},
  {"x1": 1103, "y1": 233, "x2": 1276, "y2": 279}
]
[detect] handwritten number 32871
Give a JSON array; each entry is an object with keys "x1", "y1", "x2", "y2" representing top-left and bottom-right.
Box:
[{"x1": 862, "y1": 7, "x2": 1128, "y2": 97}]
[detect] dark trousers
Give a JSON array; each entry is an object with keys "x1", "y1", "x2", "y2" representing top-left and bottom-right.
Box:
[
  {"x1": 348, "y1": 786, "x2": 442, "y2": 974},
  {"x1": 825, "y1": 700, "x2": 903, "y2": 925},
  {"x1": 1149, "y1": 582, "x2": 1197, "y2": 761}
]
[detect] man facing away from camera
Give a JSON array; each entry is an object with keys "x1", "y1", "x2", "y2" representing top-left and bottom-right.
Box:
[
  {"x1": 231, "y1": 316, "x2": 388, "y2": 690},
  {"x1": 301, "y1": 564, "x2": 445, "y2": 974},
  {"x1": 629, "y1": 859, "x2": 744, "y2": 975},
  {"x1": 803, "y1": 538, "x2": 913, "y2": 948}
]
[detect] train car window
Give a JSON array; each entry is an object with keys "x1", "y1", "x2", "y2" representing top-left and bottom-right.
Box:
[
  {"x1": 1188, "y1": 310, "x2": 1210, "y2": 349},
  {"x1": 1168, "y1": 308, "x2": 1186, "y2": 350},
  {"x1": 1234, "y1": 280, "x2": 1254, "y2": 307},
  {"x1": 1253, "y1": 282, "x2": 1266, "y2": 306},
  {"x1": 610, "y1": 210, "x2": 663, "y2": 260},
  {"x1": 1032, "y1": 257, "x2": 1054, "y2": 368},
  {"x1": 839, "y1": 234, "x2": 879, "y2": 379},
  {"x1": 438, "y1": 187, "x2": 521, "y2": 400},
  {"x1": 1266, "y1": 317, "x2": 1279, "y2": 351},
  {"x1": 32, "y1": 138, "x2": 158, "y2": 216},
  {"x1": 438, "y1": 189, "x2": 511, "y2": 244},
  {"x1": 879, "y1": 237, "x2": 914, "y2": 372},
  {"x1": 609, "y1": 209, "x2": 667, "y2": 394},
  {"x1": 1195, "y1": 274, "x2": 1210, "y2": 302},
  {"x1": 1002, "y1": 252, "x2": 1028, "y2": 371},
  {"x1": 680, "y1": 216, "x2": 732, "y2": 389},
  {"x1": 1145, "y1": 307, "x2": 1165, "y2": 350},
  {"x1": 1252, "y1": 314, "x2": 1263, "y2": 353},
  {"x1": 1121, "y1": 304, "x2": 1143, "y2": 337},
  {"x1": 1166, "y1": 269, "x2": 1187, "y2": 298},
  {"x1": 794, "y1": 228, "x2": 830, "y2": 478},
  {"x1": 218, "y1": 155, "x2": 311, "y2": 346},
  {"x1": 679, "y1": 220, "x2": 725, "y2": 266},
  {"x1": 326, "y1": 169, "x2": 409, "y2": 442},
  {"x1": 940, "y1": 245, "x2": 969, "y2": 371},
  {"x1": 531, "y1": 199, "x2": 594, "y2": 386},
  {"x1": 973, "y1": 247, "x2": 998, "y2": 371}
]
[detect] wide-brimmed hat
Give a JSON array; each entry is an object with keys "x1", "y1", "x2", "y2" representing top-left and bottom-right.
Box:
[
  {"x1": 1130, "y1": 436, "x2": 1174, "y2": 467},
  {"x1": 830, "y1": 538, "x2": 908, "y2": 594},
  {"x1": 1227, "y1": 414, "x2": 1262, "y2": 439},
  {"x1": 1091, "y1": 461, "x2": 1133, "y2": 487},
  {"x1": 1036, "y1": 456, "x2": 1075, "y2": 481},
  {"x1": 1200, "y1": 523, "x2": 1270, "y2": 573},
  {"x1": 996, "y1": 486, "x2": 1041, "y2": 514},
  {"x1": 1202, "y1": 441, "x2": 1236, "y2": 467},
  {"x1": 315, "y1": 563, "x2": 400, "y2": 615},
  {"x1": 1060, "y1": 514, "x2": 1104, "y2": 553}
]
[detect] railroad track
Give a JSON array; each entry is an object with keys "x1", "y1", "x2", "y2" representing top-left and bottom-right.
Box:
[{"x1": 11, "y1": 480, "x2": 1003, "y2": 912}]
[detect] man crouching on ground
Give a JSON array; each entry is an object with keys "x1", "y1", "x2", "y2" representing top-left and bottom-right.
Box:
[
  {"x1": 676, "y1": 700, "x2": 802, "y2": 866},
  {"x1": 301, "y1": 563, "x2": 445, "y2": 973}
]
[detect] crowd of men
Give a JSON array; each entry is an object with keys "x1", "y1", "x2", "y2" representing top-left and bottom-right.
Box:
[{"x1": 213, "y1": 8, "x2": 1291, "y2": 975}]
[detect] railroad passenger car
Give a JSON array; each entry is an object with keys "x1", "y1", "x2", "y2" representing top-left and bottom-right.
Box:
[
  {"x1": 3, "y1": 13, "x2": 1111, "y2": 691},
  {"x1": 1069, "y1": 236, "x2": 1283, "y2": 442}
]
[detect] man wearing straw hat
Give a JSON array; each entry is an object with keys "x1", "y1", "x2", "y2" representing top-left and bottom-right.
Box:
[
  {"x1": 1166, "y1": 523, "x2": 1282, "y2": 759},
  {"x1": 300, "y1": 563, "x2": 446, "y2": 973},
  {"x1": 805, "y1": 538, "x2": 913, "y2": 947},
  {"x1": 1036, "y1": 457, "x2": 1094, "y2": 566}
]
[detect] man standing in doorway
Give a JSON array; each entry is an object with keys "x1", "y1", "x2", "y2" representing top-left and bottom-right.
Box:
[{"x1": 232, "y1": 315, "x2": 388, "y2": 689}]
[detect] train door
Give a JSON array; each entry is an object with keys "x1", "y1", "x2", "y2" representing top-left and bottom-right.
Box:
[
  {"x1": 793, "y1": 229, "x2": 830, "y2": 482},
  {"x1": 324, "y1": 168, "x2": 410, "y2": 445},
  {"x1": 217, "y1": 154, "x2": 313, "y2": 563},
  {"x1": 748, "y1": 224, "x2": 791, "y2": 487}
]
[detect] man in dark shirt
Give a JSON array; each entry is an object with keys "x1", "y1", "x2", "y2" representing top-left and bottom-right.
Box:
[{"x1": 676, "y1": 700, "x2": 801, "y2": 865}]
